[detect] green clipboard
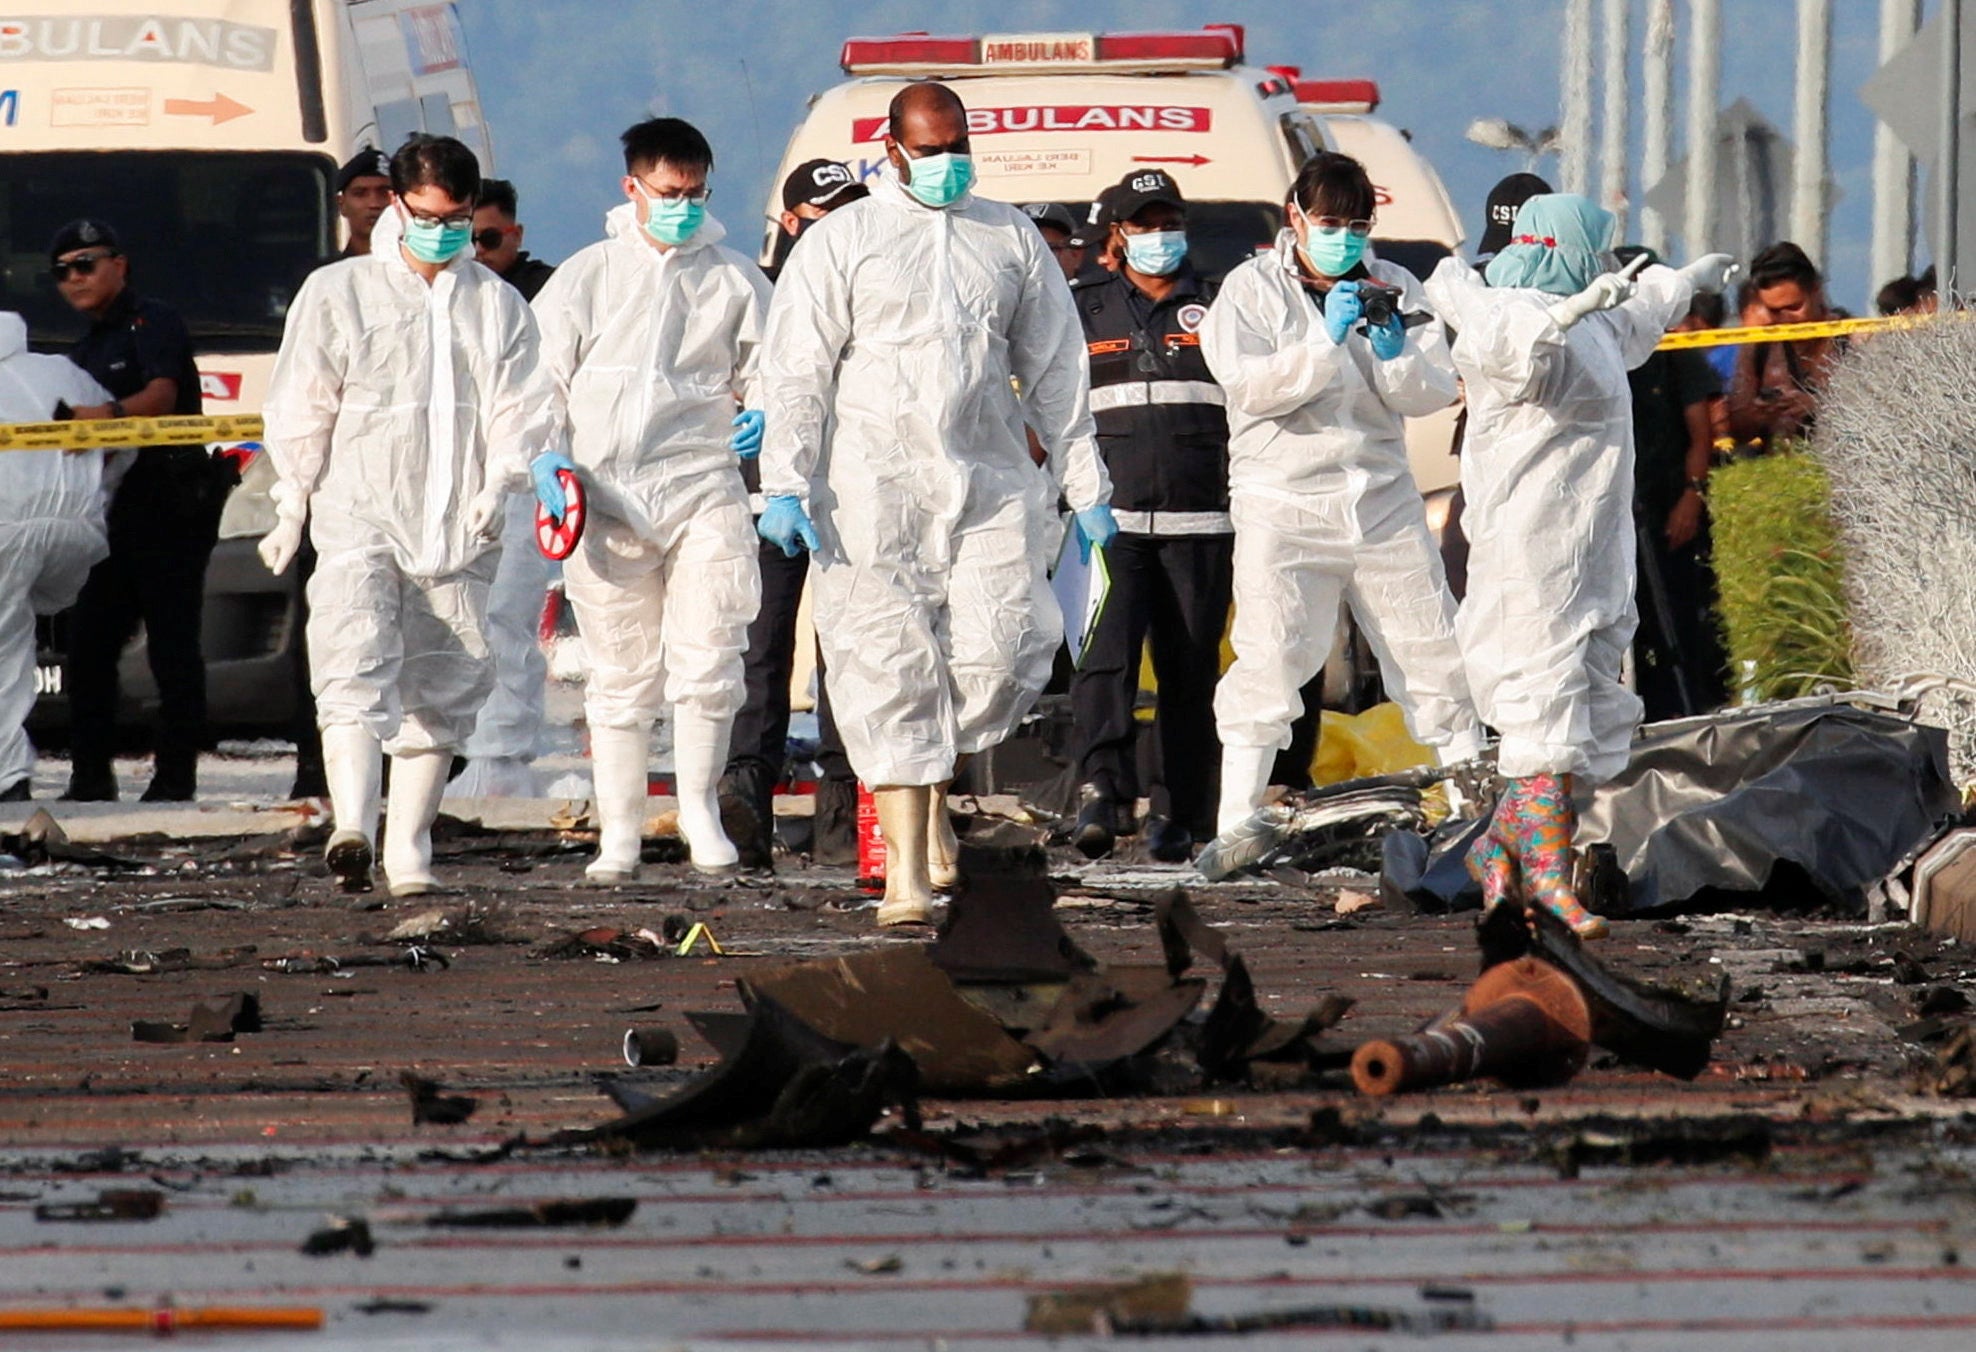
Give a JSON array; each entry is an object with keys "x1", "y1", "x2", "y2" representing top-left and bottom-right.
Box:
[{"x1": 1050, "y1": 524, "x2": 1113, "y2": 669}]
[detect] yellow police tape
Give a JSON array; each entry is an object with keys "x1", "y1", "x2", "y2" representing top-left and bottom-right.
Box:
[
  {"x1": 0, "y1": 413, "x2": 264, "y2": 452},
  {"x1": 1654, "y1": 308, "x2": 1971, "y2": 350}
]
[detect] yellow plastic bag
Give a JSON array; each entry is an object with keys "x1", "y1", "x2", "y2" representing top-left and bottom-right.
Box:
[{"x1": 1309, "y1": 702, "x2": 1433, "y2": 786}]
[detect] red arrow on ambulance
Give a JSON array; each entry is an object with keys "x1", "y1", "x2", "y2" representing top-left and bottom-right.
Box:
[
  {"x1": 163, "y1": 93, "x2": 253, "y2": 125},
  {"x1": 1132, "y1": 154, "x2": 1210, "y2": 166}
]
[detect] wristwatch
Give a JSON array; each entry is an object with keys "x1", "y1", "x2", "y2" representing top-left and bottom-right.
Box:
[
  {"x1": 107, "y1": 399, "x2": 126, "y2": 419},
  {"x1": 1686, "y1": 475, "x2": 1708, "y2": 496}
]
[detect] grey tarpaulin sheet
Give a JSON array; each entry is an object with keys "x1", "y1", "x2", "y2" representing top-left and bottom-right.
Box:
[{"x1": 1383, "y1": 703, "x2": 1960, "y2": 916}]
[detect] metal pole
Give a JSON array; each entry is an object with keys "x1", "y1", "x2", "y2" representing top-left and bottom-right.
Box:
[
  {"x1": 1561, "y1": 0, "x2": 1595, "y2": 195},
  {"x1": 1601, "y1": 0, "x2": 1631, "y2": 239},
  {"x1": 1641, "y1": 0, "x2": 1674, "y2": 254},
  {"x1": 1942, "y1": 0, "x2": 1964, "y2": 289},
  {"x1": 1685, "y1": 0, "x2": 1722, "y2": 257},
  {"x1": 1871, "y1": 0, "x2": 1922, "y2": 289},
  {"x1": 1791, "y1": 0, "x2": 1832, "y2": 263}
]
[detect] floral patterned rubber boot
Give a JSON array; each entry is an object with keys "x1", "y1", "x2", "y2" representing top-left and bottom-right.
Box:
[{"x1": 1466, "y1": 773, "x2": 1609, "y2": 940}]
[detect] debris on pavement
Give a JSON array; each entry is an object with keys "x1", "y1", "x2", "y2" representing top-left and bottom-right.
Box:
[
  {"x1": 535, "y1": 926, "x2": 667, "y2": 962},
  {"x1": 1537, "y1": 1115, "x2": 1775, "y2": 1177},
  {"x1": 299, "y1": 1216, "x2": 375, "y2": 1256},
  {"x1": 1352, "y1": 957, "x2": 1591, "y2": 1095},
  {"x1": 33, "y1": 1188, "x2": 166, "y2": 1222},
  {"x1": 401, "y1": 1072, "x2": 479, "y2": 1126},
  {"x1": 130, "y1": 992, "x2": 263, "y2": 1045},
  {"x1": 425, "y1": 1197, "x2": 636, "y2": 1229},
  {"x1": 1025, "y1": 1272, "x2": 1193, "y2": 1335},
  {"x1": 621, "y1": 1026, "x2": 679, "y2": 1066},
  {"x1": 1195, "y1": 770, "x2": 1437, "y2": 882}
]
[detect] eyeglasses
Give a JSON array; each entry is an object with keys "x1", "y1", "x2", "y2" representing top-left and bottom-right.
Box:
[
  {"x1": 51, "y1": 251, "x2": 117, "y2": 281},
  {"x1": 404, "y1": 208, "x2": 472, "y2": 230},
  {"x1": 1309, "y1": 216, "x2": 1375, "y2": 238},
  {"x1": 472, "y1": 227, "x2": 516, "y2": 251},
  {"x1": 635, "y1": 179, "x2": 712, "y2": 205}
]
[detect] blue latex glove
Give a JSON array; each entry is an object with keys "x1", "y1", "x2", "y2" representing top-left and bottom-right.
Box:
[
  {"x1": 730, "y1": 409, "x2": 764, "y2": 459},
  {"x1": 1321, "y1": 280, "x2": 1362, "y2": 346},
  {"x1": 1073, "y1": 504, "x2": 1119, "y2": 563},
  {"x1": 758, "y1": 494, "x2": 819, "y2": 558},
  {"x1": 530, "y1": 451, "x2": 578, "y2": 519},
  {"x1": 1368, "y1": 314, "x2": 1407, "y2": 361}
]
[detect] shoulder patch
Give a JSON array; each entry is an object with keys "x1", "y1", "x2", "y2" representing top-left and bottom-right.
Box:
[{"x1": 1176, "y1": 302, "x2": 1207, "y2": 333}]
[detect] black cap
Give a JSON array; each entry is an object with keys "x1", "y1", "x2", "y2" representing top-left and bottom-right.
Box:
[
  {"x1": 1109, "y1": 168, "x2": 1186, "y2": 224},
  {"x1": 1020, "y1": 202, "x2": 1078, "y2": 235},
  {"x1": 336, "y1": 145, "x2": 391, "y2": 194},
  {"x1": 782, "y1": 159, "x2": 866, "y2": 211},
  {"x1": 1478, "y1": 172, "x2": 1552, "y2": 258},
  {"x1": 1073, "y1": 184, "x2": 1124, "y2": 247},
  {"x1": 49, "y1": 218, "x2": 120, "y2": 261}
]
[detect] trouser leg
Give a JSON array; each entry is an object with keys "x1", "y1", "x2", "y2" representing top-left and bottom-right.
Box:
[
  {"x1": 0, "y1": 552, "x2": 38, "y2": 794},
  {"x1": 1067, "y1": 532, "x2": 1154, "y2": 804},
  {"x1": 1144, "y1": 534, "x2": 1233, "y2": 835},
  {"x1": 63, "y1": 551, "x2": 139, "y2": 785},
  {"x1": 727, "y1": 540, "x2": 805, "y2": 779},
  {"x1": 1344, "y1": 510, "x2": 1484, "y2": 760}
]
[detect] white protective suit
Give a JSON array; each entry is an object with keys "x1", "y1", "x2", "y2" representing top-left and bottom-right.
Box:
[
  {"x1": 263, "y1": 207, "x2": 556, "y2": 753},
  {"x1": 1201, "y1": 237, "x2": 1482, "y2": 761},
  {"x1": 453, "y1": 492, "x2": 550, "y2": 789},
  {"x1": 0, "y1": 313, "x2": 114, "y2": 793},
  {"x1": 757, "y1": 167, "x2": 1110, "y2": 787},
  {"x1": 531, "y1": 205, "x2": 770, "y2": 732},
  {"x1": 1424, "y1": 256, "x2": 1694, "y2": 782}
]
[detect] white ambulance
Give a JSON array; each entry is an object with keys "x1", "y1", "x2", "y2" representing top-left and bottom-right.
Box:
[
  {"x1": 2, "y1": 0, "x2": 492, "y2": 734},
  {"x1": 762, "y1": 25, "x2": 1468, "y2": 501}
]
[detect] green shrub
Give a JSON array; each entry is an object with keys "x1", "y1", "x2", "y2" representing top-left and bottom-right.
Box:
[{"x1": 1706, "y1": 447, "x2": 1853, "y2": 700}]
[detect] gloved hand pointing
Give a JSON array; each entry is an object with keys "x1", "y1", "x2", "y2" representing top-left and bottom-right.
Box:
[
  {"x1": 1676, "y1": 252, "x2": 1739, "y2": 296},
  {"x1": 730, "y1": 409, "x2": 765, "y2": 459},
  {"x1": 530, "y1": 451, "x2": 579, "y2": 519},
  {"x1": 1321, "y1": 280, "x2": 1362, "y2": 346},
  {"x1": 758, "y1": 494, "x2": 819, "y2": 558},
  {"x1": 1545, "y1": 256, "x2": 1645, "y2": 330},
  {"x1": 1073, "y1": 504, "x2": 1119, "y2": 563},
  {"x1": 258, "y1": 515, "x2": 304, "y2": 576}
]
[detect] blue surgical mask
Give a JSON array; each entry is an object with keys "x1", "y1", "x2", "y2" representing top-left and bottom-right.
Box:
[
  {"x1": 401, "y1": 210, "x2": 470, "y2": 265},
  {"x1": 1295, "y1": 207, "x2": 1368, "y2": 277},
  {"x1": 640, "y1": 189, "x2": 705, "y2": 247},
  {"x1": 901, "y1": 151, "x2": 974, "y2": 208},
  {"x1": 1124, "y1": 230, "x2": 1188, "y2": 277}
]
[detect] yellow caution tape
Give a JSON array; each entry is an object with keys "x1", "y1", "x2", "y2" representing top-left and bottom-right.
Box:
[
  {"x1": 0, "y1": 413, "x2": 264, "y2": 452},
  {"x1": 1654, "y1": 309, "x2": 1971, "y2": 350}
]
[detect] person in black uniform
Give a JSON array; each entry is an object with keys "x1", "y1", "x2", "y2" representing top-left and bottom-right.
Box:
[
  {"x1": 53, "y1": 219, "x2": 232, "y2": 801},
  {"x1": 472, "y1": 178, "x2": 557, "y2": 301},
  {"x1": 721, "y1": 159, "x2": 869, "y2": 869},
  {"x1": 1064, "y1": 170, "x2": 1232, "y2": 862}
]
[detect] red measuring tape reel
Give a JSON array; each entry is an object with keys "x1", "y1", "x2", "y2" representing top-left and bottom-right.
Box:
[{"x1": 534, "y1": 468, "x2": 586, "y2": 560}]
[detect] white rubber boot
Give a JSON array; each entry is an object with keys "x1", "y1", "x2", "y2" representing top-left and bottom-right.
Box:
[
  {"x1": 586, "y1": 724, "x2": 649, "y2": 884},
  {"x1": 1215, "y1": 742, "x2": 1278, "y2": 838},
  {"x1": 672, "y1": 705, "x2": 739, "y2": 874},
  {"x1": 320, "y1": 724, "x2": 382, "y2": 892},
  {"x1": 382, "y1": 749, "x2": 451, "y2": 897},
  {"x1": 872, "y1": 785, "x2": 933, "y2": 926},
  {"x1": 927, "y1": 781, "x2": 959, "y2": 890}
]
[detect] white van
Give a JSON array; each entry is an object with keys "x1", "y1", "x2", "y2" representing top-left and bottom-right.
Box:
[
  {"x1": 2, "y1": 0, "x2": 492, "y2": 735},
  {"x1": 763, "y1": 25, "x2": 1466, "y2": 498}
]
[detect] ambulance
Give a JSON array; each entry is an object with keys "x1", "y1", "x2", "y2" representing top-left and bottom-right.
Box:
[
  {"x1": 2, "y1": 0, "x2": 491, "y2": 735},
  {"x1": 762, "y1": 25, "x2": 1468, "y2": 500}
]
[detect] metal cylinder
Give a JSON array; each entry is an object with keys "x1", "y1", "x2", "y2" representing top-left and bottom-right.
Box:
[
  {"x1": 1640, "y1": 0, "x2": 1674, "y2": 254},
  {"x1": 1561, "y1": 0, "x2": 1596, "y2": 195},
  {"x1": 1351, "y1": 958, "x2": 1593, "y2": 1096},
  {"x1": 1792, "y1": 0, "x2": 1833, "y2": 263},
  {"x1": 1600, "y1": 0, "x2": 1632, "y2": 240},
  {"x1": 1685, "y1": 0, "x2": 1723, "y2": 257},
  {"x1": 1871, "y1": 0, "x2": 1921, "y2": 288},
  {"x1": 622, "y1": 1026, "x2": 680, "y2": 1068}
]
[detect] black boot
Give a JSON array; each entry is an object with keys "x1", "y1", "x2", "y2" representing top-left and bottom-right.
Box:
[
  {"x1": 719, "y1": 763, "x2": 775, "y2": 872},
  {"x1": 63, "y1": 760, "x2": 117, "y2": 802},
  {"x1": 141, "y1": 747, "x2": 198, "y2": 803},
  {"x1": 1141, "y1": 815, "x2": 1194, "y2": 863},
  {"x1": 812, "y1": 777, "x2": 859, "y2": 865},
  {"x1": 1070, "y1": 783, "x2": 1116, "y2": 860}
]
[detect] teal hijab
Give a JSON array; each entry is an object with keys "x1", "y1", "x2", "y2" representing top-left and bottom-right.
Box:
[{"x1": 1483, "y1": 193, "x2": 1614, "y2": 295}]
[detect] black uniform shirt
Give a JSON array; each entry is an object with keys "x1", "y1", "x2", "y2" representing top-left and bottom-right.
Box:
[
  {"x1": 66, "y1": 286, "x2": 209, "y2": 500},
  {"x1": 1073, "y1": 265, "x2": 1230, "y2": 523},
  {"x1": 500, "y1": 252, "x2": 557, "y2": 303}
]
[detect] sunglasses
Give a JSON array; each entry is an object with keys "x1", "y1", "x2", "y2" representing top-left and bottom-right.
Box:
[
  {"x1": 51, "y1": 251, "x2": 117, "y2": 281},
  {"x1": 472, "y1": 228, "x2": 515, "y2": 251}
]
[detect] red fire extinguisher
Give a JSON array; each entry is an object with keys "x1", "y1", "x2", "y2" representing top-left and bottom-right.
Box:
[{"x1": 855, "y1": 782, "x2": 885, "y2": 892}]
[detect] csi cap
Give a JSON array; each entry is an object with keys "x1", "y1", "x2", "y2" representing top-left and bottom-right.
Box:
[
  {"x1": 1020, "y1": 202, "x2": 1079, "y2": 235},
  {"x1": 1073, "y1": 183, "x2": 1125, "y2": 247},
  {"x1": 1478, "y1": 172, "x2": 1552, "y2": 258},
  {"x1": 782, "y1": 158, "x2": 867, "y2": 211},
  {"x1": 335, "y1": 145, "x2": 391, "y2": 194},
  {"x1": 1109, "y1": 168, "x2": 1187, "y2": 223},
  {"x1": 49, "y1": 218, "x2": 121, "y2": 262}
]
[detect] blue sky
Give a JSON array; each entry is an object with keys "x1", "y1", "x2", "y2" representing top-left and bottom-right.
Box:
[{"x1": 456, "y1": 0, "x2": 1914, "y2": 312}]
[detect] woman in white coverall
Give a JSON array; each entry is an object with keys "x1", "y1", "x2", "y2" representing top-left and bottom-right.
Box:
[
  {"x1": 0, "y1": 312, "x2": 116, "y2": 799},
  {"x1": 756, "y1": 82, "x2": 1114, "y2": 926},
  {"x1": 260, "y1": 135, "x2": 559, "y2": 897},
  {"x1": 1201, "y1": 152, "x2": 1483, "y2": 837},
  {"x1": 1425, "y1": 193, "x2": 1733, "y2": 938},
  {"x1": 532, "y1": 117, "x2": 771, "y2": 880}
]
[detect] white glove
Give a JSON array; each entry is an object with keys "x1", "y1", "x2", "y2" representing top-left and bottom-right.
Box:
[
  {"x1": 1546, "y1": 271, "x2": 1637, "y2": 330},
  {"x1": 257, "y1": 515, "x2": 305, "y2": 576},
  {"x1": 1677, "y1": 251, "x2": 1739, "y2": 296},
  {"x1": 466, "y1": 491, "x2": 506, "y2": 543}
]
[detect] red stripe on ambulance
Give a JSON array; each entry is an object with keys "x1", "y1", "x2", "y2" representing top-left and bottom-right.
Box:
[{"x1": 851, "y1": 105, "x2": 1212, "y2": 142}]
